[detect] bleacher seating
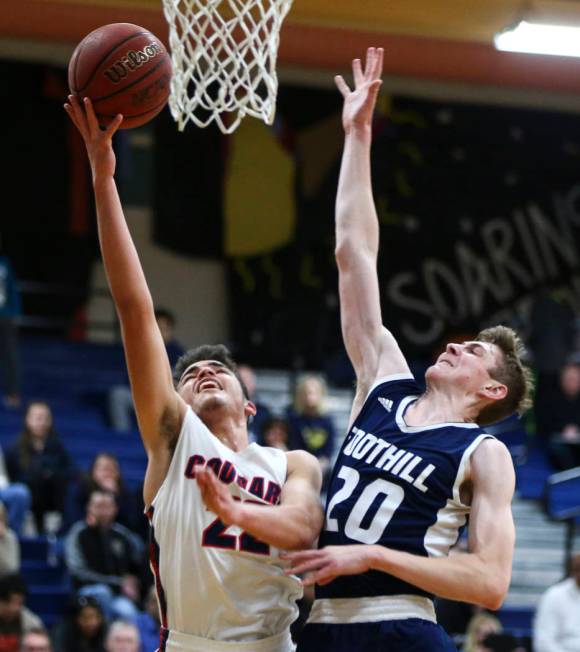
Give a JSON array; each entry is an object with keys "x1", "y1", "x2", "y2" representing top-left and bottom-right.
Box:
[
  {"x1": 0, "y1": 333, "x2": 575, "y2": 644},
  {"x1": 20, "y1": 536, "x2": 70, "y2": 628}
]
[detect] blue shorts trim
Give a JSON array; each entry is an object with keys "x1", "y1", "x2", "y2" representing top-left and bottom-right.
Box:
[{"x1": 297, "y1": 619, "x2": 457, "y2": 652}]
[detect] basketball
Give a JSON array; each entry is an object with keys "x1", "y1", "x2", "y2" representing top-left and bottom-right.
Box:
[{"x1": 68, "y1": 23, "x2": 172, "y2": 129}]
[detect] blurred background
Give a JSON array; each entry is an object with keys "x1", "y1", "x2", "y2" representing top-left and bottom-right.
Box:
[{"x1": 2, "y1": 2, "x2": 580, "y2": 651}]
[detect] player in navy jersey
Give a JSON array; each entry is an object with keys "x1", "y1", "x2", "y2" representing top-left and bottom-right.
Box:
[{"x1": 283, "y1": 48, "x2": 534, "y2": 652}]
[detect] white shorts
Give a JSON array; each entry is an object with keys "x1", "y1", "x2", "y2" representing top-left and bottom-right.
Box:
[{"x1": 160, "y1": 628, "x2": 296, "y2": 652}]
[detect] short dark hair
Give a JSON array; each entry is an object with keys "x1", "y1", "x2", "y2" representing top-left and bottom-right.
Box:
[
  {"x1": 0, "y1": 574, "x2": 26, "y2": 601},
  {"x1": 88, "y1": 488, "x2": 117, "y2": 505},
  {"x1": 475, "y1": 325, "x2": 534, "y2": 425},
  {"x1": 154, "y1": 308, "x2": 175, "y2": 327},
  {"x1": 173, "y1": 344, "x2": 249, "y2": 399}
]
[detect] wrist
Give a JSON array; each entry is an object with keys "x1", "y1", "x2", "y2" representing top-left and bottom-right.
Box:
[
  {"x1": 92, "y1": 173, "x2": 114, "y2": 189},
  {"x1": 228, "y1": 500, "x2": 247, "y2": 528},
  {"x1": 344, "y1": 124, "x2": 373, "y2": 140},
  {"x1": 366, "y1": 544, "x2": 387, "y2": 571}
]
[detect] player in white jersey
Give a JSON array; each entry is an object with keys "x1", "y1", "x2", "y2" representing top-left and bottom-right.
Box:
[
  {"x1": 64, "y1": 97, "x2": 324, "y2": 652},
  {"x1": 283, "y1": 49, "x2": 534, "y2": 652}
]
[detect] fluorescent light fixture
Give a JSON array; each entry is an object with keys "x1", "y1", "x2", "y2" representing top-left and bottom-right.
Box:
[{"x1": 495, "y1": 20, "x2": 580, "y2": 57}]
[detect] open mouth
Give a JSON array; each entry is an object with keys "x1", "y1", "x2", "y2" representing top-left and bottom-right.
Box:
[{"x1": 196, "y1": 379, "x2": 222, "y2": 393}]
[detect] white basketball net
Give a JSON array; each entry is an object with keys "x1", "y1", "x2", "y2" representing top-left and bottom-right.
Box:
[{"x1": 162, "y1": 0, "x2": 294, "y2": 134}]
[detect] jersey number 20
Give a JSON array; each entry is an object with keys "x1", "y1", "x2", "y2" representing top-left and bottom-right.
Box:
[{"x1": 325, "y1": 465, "x2": 404, "y2": 544}]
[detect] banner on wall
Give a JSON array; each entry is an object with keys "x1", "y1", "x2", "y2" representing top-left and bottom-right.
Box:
[
  {"x1": 227, "y1": 91, "x2": 580, "y2": 367},
  {"x1": 152, "y1": 85, "x2": 580, "y2": 367}
]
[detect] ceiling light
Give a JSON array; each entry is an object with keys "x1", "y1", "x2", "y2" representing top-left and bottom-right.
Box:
[{"x1": 494, "y1": 20, "x2": 580, "y2": 58}]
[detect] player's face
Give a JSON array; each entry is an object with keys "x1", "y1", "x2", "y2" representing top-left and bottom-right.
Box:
[
  {"x1": 427, "y1": 341, "x2": 502, "y2": 395},
  {"x1": 177, "y1": 360, "x2": 249, "y2": 419}
]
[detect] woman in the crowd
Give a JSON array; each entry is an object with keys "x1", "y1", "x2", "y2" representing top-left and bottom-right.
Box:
[
  {"x1": 6, "y1": 401, "x2": 71, "y2": 534},
  {"x1": 51, "y1": 594, "x2": 108, "y2": 652},
  {"x1": 462, "y1": 612, "x2": 503, "y2": 652},
  {"x1": 286, "y1": 375, "x2": 336, "y2": 486},
  {"x1": 64, "y1": 452, "x2": 143, "y2": 536}
]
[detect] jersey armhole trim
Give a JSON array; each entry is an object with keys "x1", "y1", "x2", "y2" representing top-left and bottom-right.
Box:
[
  {"x1": 364, "y1": 373, "x2": 416, "y2": 402},
  {"x1": 453, "y1": 433, "x2": 495, "y2": 506}
]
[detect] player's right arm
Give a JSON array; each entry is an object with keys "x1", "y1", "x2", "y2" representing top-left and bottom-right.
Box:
[
  {"x1": 334, "y1": 49, "x2": 410, "y2": 421},
  {"x1": 64, "y1": 97, "x2": 185, "y2": 461},
  {"x1": 196, "y1": 450, "x2": 324, "y2": 550}
]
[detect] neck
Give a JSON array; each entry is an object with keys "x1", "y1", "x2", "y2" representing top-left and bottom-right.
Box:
[
  {"x1": 405, "y1": 388, "x2": 478, "y2": 426},
  {"x1": 200, "y1": 413, "x2": 249, "y2": 452}
]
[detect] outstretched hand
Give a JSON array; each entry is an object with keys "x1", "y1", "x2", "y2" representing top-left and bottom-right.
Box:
[
  {"x1": 64, "y1": 95, "x2": 123, "y2": 180},
  {"x1": 281, "y1": 545, "x2": 375, "y2": 586},
  {"x1": 335, "y1": 47, "x2": 384, "y2": 134},
  {"x1": 196, "y1": 466, "x2": 242, "y2": 527}
]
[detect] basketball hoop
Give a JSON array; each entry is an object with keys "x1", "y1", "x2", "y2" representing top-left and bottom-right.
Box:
[{"x1": 162, "y1": 0, "x2": 293, "y2": 134}]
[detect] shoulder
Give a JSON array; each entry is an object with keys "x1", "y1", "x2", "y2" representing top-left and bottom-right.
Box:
[
  {"x1": 471, "y1": 437, "x2": 512, "y2": 469},
  {"x1": 359, "y1": 372, "x2": 419, "y2": 399},
  {"x1": 285, "y1": 450, "x2": 322, "y2": 480},
  {"x1": 286, "y1": 450, "x2": 320, "y2": 474},
  {"x1": 469, "y1": 438, "x2": 515, "y2": 493},
  {"x1": 21, "y1": 606, "x2": 43, "y2": 630},
  {"x1": 541, "y1": 578, "x2": 573, "y2": 602},
  {"x1": 66, "y1": 520, "x2": 88, "y2": 540}
]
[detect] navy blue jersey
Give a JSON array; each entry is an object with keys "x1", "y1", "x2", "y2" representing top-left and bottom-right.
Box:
[{"x1": 317, "y1": 374, "x2": 492, "y2": 601}]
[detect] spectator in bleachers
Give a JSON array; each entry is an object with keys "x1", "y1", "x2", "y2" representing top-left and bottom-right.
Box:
[
  {"x1": 134, "y1": 587, "x2": 159, "y2": 652},
  {"x1": 108, "y1": 308, "x2": 184, "y2": 433},
  {"x1": 5, "y1": 402, "x2": 71, "y2": 534},
  {"x1": 51, "y1": 595, "x2": 107, "y2": 652},
  {"x1": 64, "y1": 453, "x2": 142, "y2": 536},
  {"x1": 237, "y1": 365, "x2": 272, "y2": 443},
  {"x1": 462, "y1": 612, "x2": 503, "y2": 652},
  {"x1": 261, "y1": 417, "x2": 290, "y2": 451},
  {"x1": 0, "y1": 447, "x2": 30, "y2": 537},
  {"x1": 533, "y1": 550, "x2": 580, "y2": 652},
  {"x1": 0, "y1": 253, "x2": 22, "y2": 410},
  {"x1": 104, "y1": 621, "x2": 139, "y2": 652},
  {"x1": 0, "y1": 505, "x2": 19, "y2": 578},
  {"x1": 529, "y1": 288, "x2": 576, "y2": 441},
  {"x1": 20, "y1": 628, "x2": 52, "y2": 652},
  {"x1": 286, "y1": 375, "x2": 336, "y2": 484},
  {"x1": 544, "y1": 362, "x2": 580, "y2": 470},
  {"x1": 0, "y1": 574, "x2": 43, "y2": 652},
  {"x1": 64, "y1": 489, "x2": 143, "y2": 622}
]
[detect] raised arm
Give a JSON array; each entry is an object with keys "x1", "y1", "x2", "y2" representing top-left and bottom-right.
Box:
[
  {"x1": 196, "y1": 450, "x2": 324, "y2": 550},
  {"x1": 64, "y1": 98, "x2": 184, "y2": 456},
  {"x1": 335, "y1": 48, "x2": 410, "y2": 414},
  {"x1": 283, "y1": 439, "x2": 515, "y2": 610}
]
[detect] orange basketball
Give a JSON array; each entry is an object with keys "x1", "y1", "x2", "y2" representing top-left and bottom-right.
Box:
[{"x1": 68, "y1": 23, "x2": 172, "y2": 129}]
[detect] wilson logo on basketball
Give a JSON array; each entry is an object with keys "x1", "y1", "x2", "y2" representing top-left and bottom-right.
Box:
[{"x1": 104, "y1": 42, "x2": 163, "y2": 83}]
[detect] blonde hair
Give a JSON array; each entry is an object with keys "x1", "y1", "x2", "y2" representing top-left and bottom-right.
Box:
[
  {"x1": 293, "y1": 375, "x2": 327, "y2": 416},
  {"x1": 463, "y1": 612, "x2": 503, "y2": 652},
  {"x1": 475, "y1": 325, "x2": 534, "y2": 426}
]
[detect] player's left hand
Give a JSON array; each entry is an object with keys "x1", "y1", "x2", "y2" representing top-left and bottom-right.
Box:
[
  {"x1": 196, "y1": 466, "x2": 242, "y2": 526},
  {"x1": 281, "y1": 545, "x2": 375, "y2": 586}
]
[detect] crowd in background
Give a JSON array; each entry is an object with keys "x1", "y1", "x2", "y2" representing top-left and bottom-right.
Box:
[{"x1": 1, "y1": 257, "x2": 580, "y2": 652}]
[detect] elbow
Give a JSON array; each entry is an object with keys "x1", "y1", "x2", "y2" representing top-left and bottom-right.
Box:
[
  {"x1": 476, "y1": 577, "x2": 510, "y2": 611},
  {"x1": 284, "y1": 529, "x2": 318, "y2": 552},
  {"x1": 335, "y1": 241, "x2": 353, "y2": 268}
]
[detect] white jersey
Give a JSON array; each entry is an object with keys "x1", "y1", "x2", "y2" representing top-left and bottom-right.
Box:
[{"x1": 147, "y1": 407, "x2": 302, "y2": 647}]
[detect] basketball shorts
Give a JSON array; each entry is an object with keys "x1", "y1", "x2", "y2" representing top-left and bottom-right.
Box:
[
  {"x1": 296, "y1": 619, "x2": 457, "y2": 652},
  {"x1": 296, "y1": 596, "x2": 456, "y2": 652}
]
